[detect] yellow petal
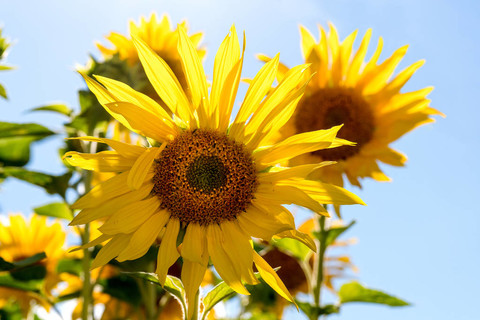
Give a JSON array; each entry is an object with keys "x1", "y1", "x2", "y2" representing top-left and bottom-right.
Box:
[
  {"x1": 273, "y1": 229, "x2": 316, "y2": 252},
  {"x1": 258, "y1": 162, "x2": 336, "y2": 182},
  {"x1": 299, "y1": 25, "x2": 317, "y2": 59},
  {"x1": 220, "y1": 221, "x2": 258, "y2": 285},
  {"x1": 127, "y1": 146, "x2": 164, "y2": 190},
  {"x1": 106, "y1": 102, "x2": 176, "y2": 142},
  {"x1": 237, "y1": 204, "x2": 294, "y2": 240},
  {"x1": 156, "y1": 218, "x2": 180, "y2": 285},
  {"x1": 94, "y1": 75, "x2": 175, "y2": 125},
  {"x1": 181, "y1": 223, "x2": 206, "y2": 263},
  {"x1": 345, "y1": 29, "x2": 372, "y2": 85},
  {"x1": 177, "y1": 24, "x2": 209, "y2": 126},
  {"x1": 63, "y1": 151, "x2": 135, "y2": 172},
  {"x1": 70, "y1": 182, "x2": 153, "y2": 225},
  {"x1": 252, "y1": 251, "x2": 296, "y2": 305},
  {"x1": 210, "y1": 25, "x2": 241, "y2": 128},
  {"x1": 132, "y1": 35, "x2": 193, "y2": 122},
  {"x1": 67, "y1": 136, "x2": 145, "y2": 159},
  {"x1": 72, "y1": 171, "x2": 130, "y2": 209},
  {"x1": 99, "y1": 196, "x2": 160, "y2": 235},
  {"x1": 69, "y1": 234, "x2": 113, "y2": 253},
  {"x1": 254, "y1": 125, "x2": 341, "y2": 166},
  {"x1": 117, "y1": 210, "x2": 169, "y2": 262},
  {"x1": 91, "y1": 234, "x2": 132, "y2": 269},
  {"x1": 206, "y1": 224, "x2": 249, "y2": 295},
  {"x1": 182, "y1": 258, "x2": 208, "y2": 320},
  {"x1": 230, "y1": 53, "x2": 279, "y2": 139}
]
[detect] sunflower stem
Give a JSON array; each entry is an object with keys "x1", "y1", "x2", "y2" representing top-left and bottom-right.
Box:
[
  {"x1": 144, "y1": 262, "x2": 158, "y2": 320},
  {"x1": 312, "y1": 214, "x2": 327, "y2": 312}
]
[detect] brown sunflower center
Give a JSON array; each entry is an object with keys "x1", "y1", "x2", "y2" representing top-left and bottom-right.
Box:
[
  {"x1": 295, "y1": 88, "x2": 375, "y2": 161},
  {"x1": 152, "y1": 129, "x2": 258, "y2": 225}
]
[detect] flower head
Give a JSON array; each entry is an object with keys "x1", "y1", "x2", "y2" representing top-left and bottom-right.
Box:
[
  {"x1": 64, "y1": 25, "x2": 363, "y2": 316},
  {"x1": 260, "y1": 23, "x2": 444, "y2": 187},
  {"x1": 0, "y1": 215, "x2": 66, "y2": 314}
]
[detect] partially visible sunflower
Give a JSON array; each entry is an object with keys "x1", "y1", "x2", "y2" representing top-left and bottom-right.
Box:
[
  {"x1": 0, "y1": 215, "x2": 67, "y2": 314},
  {"x1": 95, "y1": 13, "x2": 205, "y2": 95},
  {"x1": 259, "y1": 23, "x2": 444, "y2": 187},
  {"x1": 64, "y1": 25, "x2": 364, "y2": 317}
]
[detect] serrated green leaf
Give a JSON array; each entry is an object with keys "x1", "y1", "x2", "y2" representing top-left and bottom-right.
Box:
[
  {"x1": 273, "y1": 237, "x2": 311, "y2": 260},
  {"x1": 29, "y1": 104, "x2": 72, "y2": 116},
  {"x1": 34, "y1": 202, "x2": 72, "y2": 219},
  {"x1": 325, "y1": 220, "x2": 356, "y2": 247},
  {"x1": 0, "y1": 167, "x2": 72, "y2": 198},
  {"x1": 201, "y1": 282, "x2": 236, "y2": 320},
  {"x1": 0, "y1": 122, "x2": 55, "y2": 166},
  {"x1": 0, "y1": 83, "x2": 7, "y2": 99},
  {"x1": 339, "y1": 281, "x2": 409, "y2": 306}
]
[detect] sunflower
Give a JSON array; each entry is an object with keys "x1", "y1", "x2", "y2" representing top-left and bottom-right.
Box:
[
  {"x1": 259, "y1": 23, "x2": 444, "y2": 187},
  {"x1": 64, "y1": 25, "x2": 363, "y2": 317},
  {"x1": 96, "y1": 13, "x2": 205, "y2": 93},
  {"x1": 0, "y1": 215, "x2": 66, "y2": 314}
]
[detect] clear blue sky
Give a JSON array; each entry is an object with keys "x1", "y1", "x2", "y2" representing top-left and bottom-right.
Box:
[{"x1": 0, "y1": 0, "x2": 478, "y2": 319}]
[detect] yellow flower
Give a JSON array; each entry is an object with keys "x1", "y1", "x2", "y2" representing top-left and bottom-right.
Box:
[
  {"x1": 0, "y1": 214, "x2": 66, "y2": 313},
  {"x1": 259, "y1": 23, "x2": 444, "y2": 187},
  {"x1": 64, "y1": 25, "x2": 363, "y2": 317},
  {"x1": 96, "y1": 13, "x2": 205, "y2": 92}
]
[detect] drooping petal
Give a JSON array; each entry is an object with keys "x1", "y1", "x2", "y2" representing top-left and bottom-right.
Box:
[
  {"x1": 91, "y1": 234, "x2": 132, "y2": 269},
  {"x1": 67, "y1": 136, "x2": 145, "y2": 159},
  {"x1": 182, "y1": 257, "x2": 208, "y2": 320},
  {"x1": 117, "y1": 209, "x2": 169, "y2": 261},
  {"x1": 127, "y1": 145, "x2": 164, "y2": 190},
  {"x1": 181, "y1": 223, "x2": 206, "y2": 263},
  {"x1": 156, "y1": 218, "x2": 180, "y2": 285}
]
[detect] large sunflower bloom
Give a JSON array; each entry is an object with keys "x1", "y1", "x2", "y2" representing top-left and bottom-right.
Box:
[
  {"x1": 64, "y1": 25, "x2": 363, "y2": 317},
  {"x1": 259, "y1": 24, "x2": 444, "y2": 187},
  {"x1": 0, "y1": 215, "x2": 66, "y2": 314}
]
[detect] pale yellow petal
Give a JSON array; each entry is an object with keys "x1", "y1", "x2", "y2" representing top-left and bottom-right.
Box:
[
  {"x1": 273, "y1": 229, "x2": 316, "y2": 251},
  {"x1": 181, "y1": 223, "x2": 206, "y2": 263},
  {"x1": 299, "y1": 25, "x2": 317, "y2": 59},
  {"x1": 182, "y1": 258, "x2": 208, "y2": 320},
  {"x1": 127, "y1": 146, "x2": 164, "y2": 190},
  {"x1": 237, "y1": 204, "x2": 294, "y2": 240},
  {"x1": 67, "y1": 136, "x2": 145, "y2": 159}
]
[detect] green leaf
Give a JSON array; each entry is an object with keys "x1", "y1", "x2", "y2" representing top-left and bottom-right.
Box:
[
  {"x1": 339, "y1": 281, "x2": 410, "y2": 306},
  {"x1": 0, "y1": 83, "x2": 7, "y2": 99},
  {"x1": 0, "y1": 274, "x2": 43, "y2": 292},
  {"x1": 29, "y1": 104, "x2": 72, "y2": 116},
  {"x1": 296, "y1": 300, "x2": 339, "y2": 317},
  {"x1": 101, "y1": 275, "x2": 142, "y2": 306},
  {"x1": 8, "y1": 253, "x2": 48, "y2": 282},
  {"x1": 325, "y1": 220, "x2": 356, "y2": 247},
  {"x1": 201, "y1": 282, "x2": 236, "y2": 320},
  {"x1": 123, "y1": 272, "x2": 186, "y2": 308},
  {"x1": 273, "y1": 237, "x2": 311, "y2": 260},
  {"x1": 0, "y1": 257, "x2": 15, "y2": 271},
  {"x1": 0, "y1": 122, "x2": 55, "y2": 166},
  {"x1": 34, "y1": 202, "x2": 72, "y2": 219},
  {"x1": 0, "y1": 167, "x2": 72, "y2": 197},
  {"x1": 56, "y1": 259, "x2": 83, "y2": 276},
  {"x1": 13, "y1": 252, "x2": 46, "y2": 269}
]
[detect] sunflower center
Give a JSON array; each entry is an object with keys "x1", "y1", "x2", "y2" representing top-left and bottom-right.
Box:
[
  {"x1": 152, "y1": 129, "x2": 258, "y2": 225},
  {"x1": 295, "y1": 88, "x2": 375, "y2": 161},
  {"x1": 186, "y1": 155, "x2": 228, "y2": 194}
]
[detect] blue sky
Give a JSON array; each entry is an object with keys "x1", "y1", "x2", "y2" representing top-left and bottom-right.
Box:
[{"x1": 0, "y1": 0, "x2": 478, "y2": 319}]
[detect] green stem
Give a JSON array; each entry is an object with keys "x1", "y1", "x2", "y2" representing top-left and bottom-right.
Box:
[
  {"x1": 144, "y1": 263, "x2": 157, "y2": 320},
  {"x1": 312, "y1": 215, "x2": 327, "y2": 312},
  {"x1": 81, "y1": 222, "x2": 92, "y2": 320}
]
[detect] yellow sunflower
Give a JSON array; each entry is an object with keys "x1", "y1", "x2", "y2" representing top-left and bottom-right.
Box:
[
  {"x1": 259, "y1": 23, "x2": 444, "y2": 187},
  {"x1": 96, "y1": 13, "x2": 205, "y2": 92},
  {"x1": 64, "y1": 25, "x2": 363, "y2": 317},
  {"x1": 0, "y1": 214, "x2": 66, "y2": 313}
]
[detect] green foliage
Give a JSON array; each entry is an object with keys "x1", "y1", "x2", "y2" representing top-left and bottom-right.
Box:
[
  {"x1": 296, "y1": 300, "x2": 339, "y2": 317},
  {"x1": 313, "y1": 220, "x2": 356, "y2": 247},
  {"x1": 338, "y1": 281, "x2": 410, "y2": 306},
  {"x1": 0, "y1": 253, "x2": 48, "y2": 282},
  {"x1": 201, "y1": 281, "x2": 236, "y2": 320},
  {"x1": 29, "y1": 104, "x2": 73, "y2": 117},
  {"x1": 0, "y1": 273, "x2": 43, "y2": 293},
  {"x1": 273, "y1": 237, "x2": 311, "y2": 260},
  {"x1": 0, "y1": 303, "x2": 23, "y2": 320},
  {"x1": 34, "y1": 202, "x2": 72, "y2": 219},
  {"x1": 101, "y1": 274, "x2": 143, "y2": 306},
  {"x1": 0, "y1": 122, "x2": 55, "y2": 166},
  {"x1": 56, "y1": 258, "x2": 83, "y2": 276},
  {"x1": 0, "y1": 167, "x2": 72, "y2": 198}
]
